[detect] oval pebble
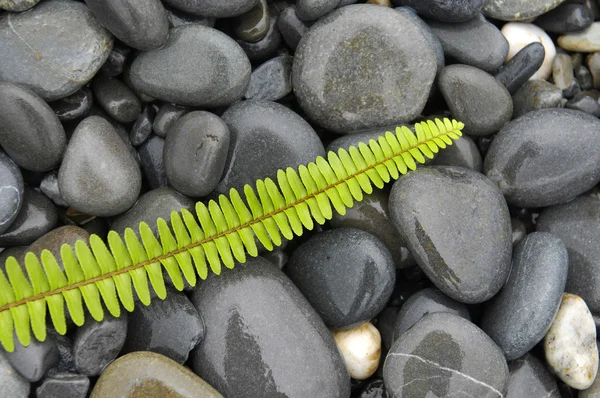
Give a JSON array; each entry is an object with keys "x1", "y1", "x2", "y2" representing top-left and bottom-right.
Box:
[
  {"x1": 332, "y1": 322, "x2": 381, "y2": 380},
  {"x1": 162, "y1": 0, "x2": 259, "y2": 18},
  {"x1": 501, "y1": 22, "x2": 556, "y2": 80},
  {"x1": 506, "y1": 354, "x2": 560, "y2": 398},
  {"x1": 559, "y1": 22, "x2": 600, "y2": 53},
  {"x1": 0, "y1": 151, "x2": 23, "y2": 235},
  {"x1": 484, "y1": 0, "x2": 567, "y2": 21}
]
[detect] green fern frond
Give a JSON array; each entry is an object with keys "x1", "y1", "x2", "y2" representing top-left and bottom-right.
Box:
[{"x1": 0, "y1": 118, "x2": 463, "y2": 352}]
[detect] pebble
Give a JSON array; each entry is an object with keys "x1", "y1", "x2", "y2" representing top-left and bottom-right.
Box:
[
  {"x1": 511, "y1": 218, "x2": 527, "y2": 245},
  {"x1": 84, "y1": 0, "x2": 168, "y2": 51},
  {"x1": 396, "y1": 7, "x2": 444, "y2": 73},
  {"x1": 559, "y1": 22, "x2": 600, "y2": 52},
  {"x1": 121, "y1": 288, "x2": 204, "y2": 364},
  {"x1": 431, "y1": 135, "x2": 483, "y2": 172},
  {"x1": 393, "y1": 288, "x2": 471, "y2": 340},
  {"x1": 152, "y1": 103, "x2": 189, "y2": 138},
  {"x1": 389, "y1": 166, "x2": 512, "y2": 304},
  {"x1": 36, "y1": 372, "x2": 90, "y2": 398},
  {"x1": 0, "y1": 82, "x2": 66, "y2": 172},
  {"x1": 237, "y1": 12, "x2": 283, "y2": 62},
  {"x1": 553, "y1": 53, "x2": 575, "y2": 91},
  {"x1": 0, "y1": 351, "x2": 29, "y2": 398},
  {"x1": 286, "y1": 228, "x2": 395, "y2": 329},
  {"x1": 5, "y1": 336, "x2": 58, "y2": 382},
  {"x1": 138, "y1": 136, "x2": 168, "y2": 189},
  {"x1": 90, "y1": 351, "x2": 223, "y2": 398},
  {"x1": 501, "y1": 22, "x2": 557, "y2": 80},
  {"x1": 245, "y1": 55, "x2": 293, "y2": 101},
  {"x1": 427, "y1": 14, "x2": 508, "y2": 73},
  {"x1": 296, "y1": 0, "x2": 340, "y2": 21},
  {"x1": 191, "y1": 257, "x2": 351, "y2": 397},
  {"x1": 292, "y1": 4, "x2": 437, "y2": 134},
  {"x1": 545, "y1": 293, "x2": 598, "y2": 390},
  {"x1": 164, "y1": 111, "x2": 230, "y2": 197},
  {"x1": 566, "y1": 92, "x2": 600, "y2": 116},
  {"x1": 438, "y1": 65, "x2": 513, "y2": 136},
  {"x1": 92, "y1": 76, "x2": 142, "y2": 124},
  {"x1": 357, "y1": 379, "x2": 388, "y2": 398},
  {"x1": 98, "y1": 43, "x2": 130, "y2": 77},
  {"x1": 49, "y1": 87, "x2": 93, "y2": 122},
  {"x1": 576, "y1": 65, "x2": 594, "y2": 90},
  {"x1": 129, "y1": 105, "x2": 155, "y2": 146},
  {"x1": 484, "y1": 0, "x2": 567, "y2": 21},
  {"x1": 58, "y1": 116, "x2": 142, "y2": 217},
  {"x1": 0, "y1": 151, "x2": 23, "y2": 235},
  {"x1": 512, "y1": 80, "x2": 563, "y2": 118},
  {"x1": 46, "y1": 331, "x2": 76, "y2": 374},
  {"x1": 231, "y1": 0, "x2": 269, "y2": 42},
  {"x1": 217, "y1": 100, "x2": 324, "y2": 193},
  {"x1": 162, "y1": 0, "x2": 259, "y2": 18},
  {"x1": 535, "y1": 3, "x2": 594, "y2": 33},
  {"x1": 277, "y1": 6, "x2": 310, "y2": 51},
  {"x1": 484, "y1": 109, "x2": 600, "y2": 208},
  {"x1": 383, "y1": 313, "x2": 509, "y2": 397},
  {"x1": 129, "y1": 25, "x2": 251, "y2": 107},
  {"x1": 588, "y1": 52, "x2": 600, "y2": 88},
  {"x1": 506, "y1": 354, "x2": 560, "y2": 398},
  {"x1": 0, "y1": 0, "x2": 113, "y2": 101},
  {"x1": 0, "y1": 188, "x2": 57, "y2": 248},
  {"x1": 393, "y1": 0, "x2": 484, "y2": 23},
  {"x1": 73, "y1": 314, "x2": 128, "y2": 376},
  {"x1": 495, "y1": 42, "x2": 546, "y2": 95},
  {"x1": 375, "y1": 306, "x2": 399, "y2": 353},
  {"x1": 481, "y1": 232, "x2": 568, "y2": 360},
  {"x1": 165, "y1": 4, "x2": 216, "y2": 27},
  {"x1": 0, "y1": 0, "x2": 38, "y2": 11},
  {"x1": 581, "y1": 348, "x2": 600, "y2": 397},
  {"x1": 26, "y1": 225, "x2": 89, "y2": 271},
  {"x1": 332, "y1": 322, "x2": 381, "y2": 380}
]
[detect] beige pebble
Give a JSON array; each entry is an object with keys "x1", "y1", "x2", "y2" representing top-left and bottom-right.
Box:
[
  {"x1": 559, "y1": 22, "x2": 600, "y2": 53},
  {"x1": 501, "y1": 22, "x2": 556, "y2": 80},
  {"x1": 332, "y1": 322, "x2": 381, "y2": 380},
  {"x1": 366, "y1": 0, "x2": 392, "y2": 6}
]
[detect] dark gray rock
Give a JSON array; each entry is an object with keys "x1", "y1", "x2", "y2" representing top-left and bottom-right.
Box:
[
  {"x1": 286, "y1": 228, "x2": 395, "y2": 329},
  {"x1": 0, "y1": 351, "x2": 29, "y2": 398},
  {"x1": 245, "y1": 55, "x2": 293, "y2": 101},
  {"x1": 36, "y1": 372, "x2": 90, "y2": 398},
  {"x1": 484, "y1": 109, "x2": 600, "y2": 208},
  {"x1": 292, "y1": 4, "x2": 437, "y2": 134},
  {"x1": 566, "y1": 93, "x2": 600, "y2": 116},
  {"x1": 484, "y1": 0, "x2": 567, "y2": 21},
  {"x1": 152, "y1": 103, "x2": 189, "y2": 138},
  {"x1": 296, "y1": 0, "x2": 340, "y2": 21},
  {"x1": 393, "y1": 0, "x2": 484, "y2": 23},
  {"x1": 231, "y1": 0, "x2": 269, "y2": 42},
  {"x1": 0, "y1": 0, "x2": 113, "y2": 101},
  {"x1": 98, "y1": 43, "x2": 130, "y2": 77},
  {"x1": 377, "y1": 307, "x2": 399, "y2": 353},
  {"x1": 164, "y1": 111, "x2": 230, "y2": 197},
  {"x1": 326, "y1": 124, "x2": 411, "y2": 152},
  {"x1": 25, "y1": 226, "x2": 89, "y2": 273},
  {"x1": 0, "y1": 82, "x2": 66, "y2": 172},
  {"x1": 138, "y1": 136, "x2": 168, "y2": 189},
  {"x1": 396, "y1": 7, "x2": 444, "y2": 73},
  {"x1": 537, "y1": 194, "x2": 600, "y2": 314},
  {"x1": 506, "y1": 354, "x2": 560, "y2": 398},
  {"x1": 5, "y1": 336, "x2": 59, "y2": 382},
  {"x1": 129, "y1": 105, "x2": 155, "y2": 146},
  {"x1": 393, "y1": 288, "x2": 470, "y2": 341},
  {"x1": 495, "y1": 42, "x2": 546, "y2": 95},
  {"x1": 512, "y1": 80, "x2": 563, "y2": 118},
  {"x1": 383, "y1": 313, "x2": 509, "y2": 397},
  {"x1": 218, "y1": 100, "x2": 324, "y2": 194},
  {"x1": 129, "y1": 25, "x2": 251, "y2": 107},
  {"x1": 92, "y1": 76, "x2": 141, "y2": 124},
  {"x1": 431, "y1": 135, "x2": 483, "y2": 172},
  {"x1": 357, "y1": 379, "x2": 388, "y2": 398},
  {"x1": 277, "y1": 6, "x2": 310, "y2": 51},
  {"x1": 84, "y1": 0, "x2": 168, "y2": 50},
  {"x1": 576, "y1": 65, "x2": 594, "y2": 90},
  {"x1": 535, "y1": 3, "x2": 594, "y2": 33},
  {"x1": 46, "y1": 330, "x2": 76, "y2": 375},
  {"x1": 165, "y1": 4, "x2": 215, "y2": 28},
  {"x1": 162, "y1": 0, "x2": 260, "y2": 18},
  {"x1": 0, "y1": 151, "x2": 23, "y2": 235},
  {"x1": 0, "y1": 0, "x2": 39, "y2": 11},
  {"x1": 191, "y1": 257, "x2": 350, "y2": 397},
  {"x1": 58, "y1": 116, "x2": 141, "y2": 217},
  {"x1": 390, "y1": 166, "x2": 512, "y2": 304},
  {"x1": 49, "y1": 87, "x2": 93, "y2": 122},
  {"x1": 481, "y1": 232, "x2": 568, "y2": 360},
  {"x1": 511, "y1": 218, "x2": 527, "y2": 246},
  {"x1": 237, "y1": 13, "x2": 283, "y2": 63}
]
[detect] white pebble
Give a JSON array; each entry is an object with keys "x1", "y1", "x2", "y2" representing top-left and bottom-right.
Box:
[
  {"x1": 332, "y1": 322, "x2": 381, "y2": 380},
  {"x1": 559, "y1": 22, "x2": 600, "y2": 53},
  {"x1": 544, "y1": 293, "x2": 598, "y2": 390},
  {"x1": 501, "y1": 22, "x2": 556, "y2": 80}
]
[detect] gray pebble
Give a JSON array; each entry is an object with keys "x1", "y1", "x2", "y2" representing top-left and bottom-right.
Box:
[
  {"x1": 129, "y1": 104, "x2": 155, "y2": 146},
  {"x1": 162, "y1": 0, "x2": 260, "y2": 18},
  {"x1": 0, "y1": 351, "x2": 29, "y2": 398},
  {"x1": 36, "y1": 372, "x2": 90, "y2": 398},
  {"x1": 296, "y1": 0, "x2": 340, "y2": 21},
  {"x1": 0, "y1": 0, "x2": 39, "y2": 11},
  {"x1": 92, "y1": 76, "x2": 142, "y2": 124},
  {"x1": 565, "y1": 92, "x2": 600, "y2": 116},
  {"x1": 512, "y1": 80, "x2": 563, "y2": 118},
  {"x1": 393, "y1": 0, "x2": 485, "y2": 23},
  {"x1": 152, "y1": 103, "x2": 189, "y2": 138},
  {"x1": 277, "y1": 6, "x2": 310, "y2": 51},
  {"x1": 431, "y1": 135, "x2": 483, "y2": 172},
  {"x1": 506, "y1": 354, "x2": 560, "y2": 398},
  {"x1": 237, "y1": 12, "x2": 283, "y2": 63},
  {"x1": 245, "y1": 55, "x2": 293, "y2": 101},
  {"x1": 535, "y1": 3, "x2": 594, "y2": 33},
  {"x1": 484, "y1": 0, "x2": 568, "y2": 21},
  {"x1": 495, "y1": 42, "x2": 546, "y2": 95},
  {"x1": 138, "y1": 136, "x2": 168, "y2": 189},
  {"x1": 5, "y1": 336, "x2": 59, "y2": 382},
  {"x1": 49, "y1": 87, "x2": 93, "y2": 122},
  {"x1": 0, "y1": 151, "x2": 23, "y2": 235}
]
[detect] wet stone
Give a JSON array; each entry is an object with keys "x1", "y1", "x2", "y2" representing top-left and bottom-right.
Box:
[
  {"x1": 138, "y1": 136, "x2": 168, "y2": 189},
  {"x1": 98, "y1": 43, "x2": 130, "y2": 77},
  {"x1": 36, "y1": 372, "x2": 90, "y2": 398},
  {"x1": 245, "y1": 55, "x2": 293, "y2": 101},
  {"x1": 92, "y1": 76, "x2": 142, "y2": 124},
  {"x1": 535, "y1": 3, "x2": 594, "y2": 33},
  {"x1": 0, "y1": 151, "x2": 23, "y2": 235},
  {"x1": 332, "y1": 322, "x2": 381, "y2": 380},
  {"x1": 231, "y1": 0, "x2": 269, "y2": 42},
  {"x1": 512, "y1": 80, "x2": 563, "y2": 118},
  {"x1": 129, "y1": 104, "x2": 155, "y2": 147},
  {"x1": 0, "y1": 351, "x2": 30, "y2": 398},
  {"x1": 495, "y1": 42, "x2": 546, "y2": 95},
  {"x1": 502, "y1": 22, "x2": 556, "y2": 80},
  {"x1": 431, "y1": 135, "x2": 483, "y2": 172},
  {"x1": 49, "y1": 87, "x2": 93, "y2": 122},
  {"x1": 152, "y1": 103, "x2": 189, "y2": 138},
  {"x1": 165, "y1": 4, "x2": 215, "y2": 27},
  {"x1": 237, "y1": 12, "x2": 283, "y2": 63},
  {"x1": 506, "y1": 354, "x2": 560, "y2": 398}
]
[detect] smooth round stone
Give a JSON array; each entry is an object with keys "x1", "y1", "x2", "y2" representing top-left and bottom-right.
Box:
[
  {"x1": 25, "y1": 226, "x2": 89, "y2": 272},
  {"x1": 164, "y1": 111, "x2": 230, "y2": 198},
  {"x1": 92, "y1": 77, "x2": 141, "y2": 124},
  {"x1": 237, "y1": 12, "x2": 283, "y2": 63},
  {"x1": 277, "y1": 6, "x2": 310, "y2": 51},
  {"x1": 512, "y1": 80, "x2": 563, "y2": 118},
  {"x1": 217, "y1": 100, "x2": 324, "y2": 193},
  {"x1": 502, "y1": 22, "x2": 556, "y2": 80},
  {"x1": 292, "y1": 4, "x2": 437, "y2": 134},
  {"x1": 484, "y1": 0, "x2": 567, "y2": 21},
  {"x1": 559, "y1": 22, "x2": 600, "y2": 52},
  {"x1": 296, "y1": 0, "x2": 340, "y2": 21},
  {"x1": 576, "y1": 65, "x2": 594, "y2": 90},
  {"x1": 393, "y1": 0, "x2": 483, "y2": 22},
  {"x1": 545, "y1": 293, "x2": 598, "y2": 390},
  {"x1": 383, "y1": 313, "x2": 509, "y2": 397},
  {"x1": 152, "y1": 103, "x2": 189, "y2": 138},
  {"x1": 231, "y1": 0, "x2": 269, "y2": 42},
  {"x1": 162, "y1": 0, "x2": 259, "y2": 18},
  {"x1": 121, "y1": 288, "x2": 204, "y2": 364},
  {"x1": 138, "y1": 136, "x2": 168, "y2": 189},
  {"x1": 191, "y1": 257, "x2": 351, "y2": 397},
  {"x1": 0, "y1": 82, "x2": 66, "y2": 172},
  {"x1": 481, "y1": 232, "x2": 569, "y2": 360},
  {"x1": 110, "y1": 187, "x2": 195, "y2": 235},
  {"x1": 495, "y1": 42, "x2": 546, "y2": 95},
  {"x1": 566, "y1": 93, "x2": 600, "y2": 116},
  {"x1": 0, "y1": 0, "x2": 113, "y2": 101},
  {"x1": 0, "y1": 151, "x2": 23, "y2": 235},
  {"x1": 286, "y1": 228, "x2": 396, "y2": 329},
  {"x1": 0, "y1": 0, "x2": 39, "y2": 11},
  {"x1": 506, "y1": 354, "x2": 560, "y2": 398},
  {"x1": 0, "y1": 247, "x2": 26, "y2": 271},
  {"x1": 0, "y1": 351, "x2": 29, "y2": 398},
  {"x1": 58, "y1": 116, "x2": 141, "y2": 217},
  {"x1": 129, "y1": 105, "x2": 155, "y2": 147},
  {"x1": 49, "y1": 87, "x2": 93, "y2": 122},
  {"x1": 431, "y1": 135, "x2": 483, "y2": 172},
  {"x1": 396, "y1": 7, "x2": 444, "y2": 73},
  {"x1": 6, "y1": 337, "x2": 59, "y2": 382},
  {"x1": 440, "y1": 65, "x2": 512, "y2": 136},
  {"x1": 84, "y1": 0, "x2": 168, "y2": 50},
  {"x1": 484, "y1": 109, "x2": 600, "y2": 208},
  {"x1": 165, "y1": 4, "x2": 216, "y2": 27},
  {"x1": 427, "y1": 14, "x2": 507, "y2": 73},
  {"x1": 553, "y1": 53, "x2": 574, "y2": 91},
  {"x1": 129, "y1": 25, "x2": 251, "y2": 107},
  {"x1": 245, "y1": 55, "x2": 293, "y2": 101},
  {"x1": 90, "y1": 352, "x2": 223, "y2": 398},
  {"x1": 535, "y1": 3, "x2": 594, "y2": 33},
  {"x1": 36, "y1": 372, "x2": 90, "y2": 398},
  {"x1": 73, "y1": 314, "x2": 128, "y2": 376},
  {"x1": 390, "y1": 166, "x2": 512, "y2": 304},
  {"x1": 98, "y1": 44, "x2": 130, "y2": 77},
  {"x1": 332, "y1": 322, "x2": 381, "y2": 380},
  {"x1": 393, "y1": 288, "x2": 471, "y2": 341}
]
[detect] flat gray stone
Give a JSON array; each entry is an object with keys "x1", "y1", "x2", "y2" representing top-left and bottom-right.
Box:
[
  {"x1": 506, "y1": 354, "x2": 560, "y2": 398},
  {"x1": 36, "y1": 372, "x2": 90, "y2": 398},
  {"x1": 162, "y1": 0, "x2": 259, "y2": 18},
  {"x1": 393, "y1": 0, "x2": 485, "y2": 23},
  {"x1": 0, "y1": 351, "x2": 29, "y2": 398},
  {"x1": 92, "y1": 76, "x2": 141, "y2": 124},
  {"x1": 484, "y1": 0, "x2": 567, "y2": 21},
  {"x1": 245, "y1": 55, "x2": 293, "y2": 101},
  {"x1": 296, "y1": 0, "x2": 340, "y2": 21},
  {"x1": 0, "y1": 151, "x2": 23, "y2": 235},
  {"x1": 6, "y1": 336, "x2": 59, "y2": 382},
  {"x1": 512, "y1": 80, "x2": 562, "y2": 118}
]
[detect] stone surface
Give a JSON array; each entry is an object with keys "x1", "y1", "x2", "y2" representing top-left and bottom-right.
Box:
[
  {"x1": 278, "y1": 6, "x2": 310, "y2": 51},
  {"x1": 152, "y1": 103, "x2": 189, "y2": 138},
  {"x1": 292, "y1": 4, "x2": 437, "y2": 134},
  {"x1": 536, "y1": 3, "x2": 594, "y2": 33},
  {"x1": 495, "y1": 42, "x2": 546, "y2": 95},
  {"x1": 390, "y1": 166, "x2": 512, "y2": 304},
  {"x1": 501, "y1": 22, "x2": 557, "y2": 80},
  {"x1": 0, "y1": 82, "x2": 66, "y2": 172},
  {"x1": 566, "y1": 92, "x2": 600, "y2": 116},
  {"x1": 25, "y1": 225, "x2": 89, "y2": 271},
  {"x1": 36, "y1": 372, "x2": 90, "y2": 398},
  {"x1": 559, "y1": 22, "x2": 600, "y2": 52},
  {"x1": 49, "y1": 87, "x2": 93, "y2": 122},
  {"x1": 84, "y1": 0, "x2": 168, "y2": 50},
  {"x1": 6, "y1": 336, "x2": 59, "y2": 382},
  {"x1": 164, "y1": 111, "x2": 230, "y2": 197},
  {"x1": 162, "y1": 0, "x2": 260, "y2": 18},
  {"x1": 245, "y1": 55, "x2": 293, "y2": 101},
  {"x1": 0, "y1": 0, "x2": 39, "y2": 11},
  {"x1": 237, "y1": 11, "x2": 283, "y2": 63},
  {"x1": 164, "y1": 4, "x2": 215, "y2": 28},
  {"x1": 484, "y1": 109, "x2": 600, "y2": 208},
  {"x1": 0, "y1": 151, "x2": 23, "y2": 235},
  {"x1": 481, "y1": 232, "x2": 568, "y2": 360},
  {"x1": 0, "y1": 351, "x2": 29, "y2": 398},
  {"x1": 286, "y1": 228, "x2": 396, "y2": 329},
  {"x1": 129, "y1": 25, "x2": 251, "y2": 107},
  {"x1": 396, "y1": 7, "x2": 444, "y2": 73},
  {"x1": 296, "y1": 0, "x2": 340, "y2": 21},
  {"x1": 0, "y1": 0, "x2": 113, "y2": 101},
  {"x1": 553, "y1": 53, "x2": 574, "y2": 91},
  {"x1": 383, "y1": 313, "x2": 509, "y2": 397},
  {"x1": 576, "y1": 65, "x2": 594, "y2": 90},
  {"x1": 98, "y1": 43, "x2": 130, "y2": 77},
  {"x1": 512, "y1": 80, "x2": 563, "y2": 118},
  {"x1": 129, "y1": 105, "x2": 155, "y2": 146},
  {"x1": 231, "y1": 0, "x2": 269, "y2": 42},
  {"x1": 92, "y1": 76, "x2": 141, "y2": 124},
  {"x1": 393, "y1": 0, "x2": 484, "y2": 22},
  {"x1": 484, "y1": 0, "x2": 567, "y2": 21},
  {"x1": 506, "y1": 354, "x2": 560, "y2": 398},
  {"x1": 58, "y1": 116, "x2": 142, "y2": 217},
  {"x1": 431, "y1": 135, "x2": 483, "y2": 172},
  {"x1": 332, "y1": 322, "x2": 381, "y2": 380},
  {"x1": 545, "y1": 293, "x2": 598, "y2": 390},
  {"x1": 138, "y1": 136, "x2": 168, "y2": 189},
  {"x1": 191, "y1": 257, "x2": 351, "y2": 397}
]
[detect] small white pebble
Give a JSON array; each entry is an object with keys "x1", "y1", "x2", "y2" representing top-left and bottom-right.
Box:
[
  {"x1": 501, "y1": 22, "x2": 556, "y2": 80},
  {"x1": 545, "y1": 293, "x2": 598, "y2": 390},
  {"x1": 332, "y1": 322, "x2": 381, "y2": 380},
  {"x1": 558, "y1": 22, "x2": 600, "y2": 53}
]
